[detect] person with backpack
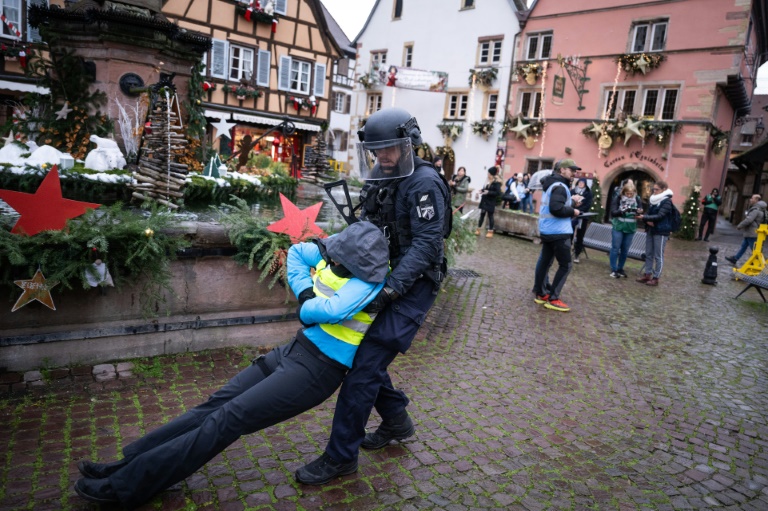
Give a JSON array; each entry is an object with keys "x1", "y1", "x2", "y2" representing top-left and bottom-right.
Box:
[
  {"x1": 725, "y1": 194, "x2": 767, "y2": 266},
  {"x1": 501, "y1": 173, "x2": 519, "y2": 209},
  {"x1": 636, "y1": 180, "x2": 675, "y2": 287},
  {"x1": 696, "y1": 188, "x2": 722, "y2": 241}
]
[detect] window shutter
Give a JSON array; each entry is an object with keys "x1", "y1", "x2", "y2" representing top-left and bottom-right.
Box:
[
  {"x1": 313, "y1": 63, "x2": 327, "y2": 97},
  {"x1": 278, "y1": 55, "x2": 292, "y2": 91},
  {"x1": 274, "y1": 0, "x2": 287, "y2": 15},
  {"x1": 340, "y1": 131, "x2": 348, "y2": 152},
  {"x1": 257, "y1": 50, "x2": 271, "y2": 86},
  {"x1": 211, "y1": 39, "x2": 229, "y2": 79},
  {"x1": 344, "y1": 94, "x2": 351, "y2": 114},
  {"x1": 27, "y1": 0, "x2": 47, "y2": 43}
]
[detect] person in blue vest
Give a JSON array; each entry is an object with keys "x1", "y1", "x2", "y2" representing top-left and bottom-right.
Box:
[
  {"x1": 72, "y1": 222, "x2": 389, "y2": 509},
  {"x1": 532, "y1": 158, "x2": 583, "y2": 312},
  {"x1": 295, "y1": 107, "x2": 451, "y2": 485}
]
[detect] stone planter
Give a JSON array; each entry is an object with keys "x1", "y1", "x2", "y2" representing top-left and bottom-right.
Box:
[
  {"x1": 492, "y1": 209, "x2": 540, "y2": 241},
  {"x1": 0, "y1": 222, "x2": 299, "y2": 371}
]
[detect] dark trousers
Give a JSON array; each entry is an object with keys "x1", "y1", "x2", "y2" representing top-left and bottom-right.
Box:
[
  {"x1": 698, "y1": 209, "x2": 717, "y2": 239},
  {"x1": 572, "y1": 218, "x2": 590, "y2": 257},
  {"x1": 478, "y1": 210, "x2": 495, "y2": 230},
  {"x1": 326, "y1": 278, "x2": 436, "y2": 463},
  {"x1": 109, "y1": 338, "x2": 347, "y2": 509},
  {"x1": 533, "y1": 237, "x2": 573, "y2": 300}
]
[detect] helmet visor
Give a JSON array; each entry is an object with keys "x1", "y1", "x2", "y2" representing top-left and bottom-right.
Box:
[{"x1": 357, "y1": 138, "x2": 414, "y2": 180}]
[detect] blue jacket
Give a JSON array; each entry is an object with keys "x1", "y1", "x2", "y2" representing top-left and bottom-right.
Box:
[
  {"x1": 287, "y1": 242, "x2": 385, "y2": 367},
  {"x1": 363, "y1": 157, "x2": 449, "y2": 296}
]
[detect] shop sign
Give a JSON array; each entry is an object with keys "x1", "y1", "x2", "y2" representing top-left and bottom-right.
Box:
[{"x1": 603, "y1": 151, "x2": 664, "y2": 171}]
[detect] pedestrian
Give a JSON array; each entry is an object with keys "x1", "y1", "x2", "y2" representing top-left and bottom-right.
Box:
[
  {"x1": 725, "y1": 194, "x2": 767, "y2": 266},
  {"x1": 520, "y1": 173, "x2": 534, "y2": 213},
  {"x1": 609, "y1": 181, "x2": 643, "y2": 278},
  {"x1": 449, "y1": 166, "x2": 471, "y2": 213},
  {"x1": 571, "y1": 177, "x2": 593, "y2": 264},
  {"x1": 696, "y1": 188, "x2": 722, "y2": 241},
  {"x1": 295, "y1": 107, "x2": 451, "y2": 485},
  {"x1": 476, "y1": 166, "x2": 503, "y2": 238},
  {"x1": 433, "y1": 156, "x2": 445, "y2": 176},
  {"x1": 636, "y1": 180, "x2": 674, "y2": 286},
  {"x1": 501, "y1": 172, "x2": 519, "y2": 209},
  {"x1": 533, "y1": 158, "x2": 583, "y2": 312},
  {"x1": 73, "y1": 221, "x2": 390, "y2": 508}
]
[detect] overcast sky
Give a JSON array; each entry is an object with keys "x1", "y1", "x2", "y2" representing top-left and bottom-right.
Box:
[{"x1": 320, "y1": 0, "x2": 768, "y2": 95}]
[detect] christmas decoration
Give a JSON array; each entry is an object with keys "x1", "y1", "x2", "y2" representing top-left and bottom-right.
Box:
[
  {"x1": 84, "y1": 260, "x2": 114, "y2": 287},
  {"x1": 203, "y1": 154, "x2": 225, "y2": 177},
  {"x1": 309, "y1": 95, "x2": 317, "y2": 115},
  {"x1": 225, "y1": 84, "x2": 262, "y2": 99},
  {"x1": 510, "y1": 116, "x2": 532, "y2": 139},
  {"x1": 202, "y1": 81, "x2": 216, "y2": 92},
  {"x1": 302, "y1": 129, "x2": 335, "y2": 183},
  {"x1": 622, "y1": 118, "x2": 645, "y2": 145},
  {"x1": 129, "y1": 85, "x2": 190, "y2": 210},
  {"x1": 2, "y1": 130, "x2": 15, "y2": 147},
  {"x1": 18, "y1": 49, "x2": 26, "y2": 68},
  {"x1": 677, "y1": 186, "x2": 701, "y2": 240},
  {"x1": 437, "y1": 122, "x2": 464, "y2": 142},
  {"x1": 54, "y1": 102, "x2": 73, "y2": 120},
  {"x1": 616, "y1": 53, "x2": 665, "y2": 76},
  {"x1": 236, "y1": 0, "x2": 277, "y2": 24},
  {"x1": 468, "y1": 67, "x2": 498, "y2": 88},
  {"x1": 211, "y1": 118, "x2": 237, "y2": 140},
  {"x1": 709, "y1": 126, "x2": 729, "y2": 155},
  {"x1": 582, "y1": 116, "x2": 682, "y2": 152},
  {"x1": 471, "y1": 119, "x2": 495, "y2": 140},
  {"x1": 0, "y1": 166, "x2": 101, "y2": 235},
  {"x1": 289, "y1": 96, "x2": 311, "y2": 111},
  {"x1": 589, "y1": 175, "x2": 604, "y2": 222},
  {"x1": 266, "y1": 193, "x2": 325, "y2": 243},
  {"x1": 182, "y1": 61, "x2": 208, "y2": 174},
  {"x1": 12, "y1": 269, "x2": 58, "y2": 312},
  {"x1": 515, "y1": 62, "x2": 543, "y2": 84},
  {"x1": 435, "y1": 145, "x2": 455, "y2": 162}
]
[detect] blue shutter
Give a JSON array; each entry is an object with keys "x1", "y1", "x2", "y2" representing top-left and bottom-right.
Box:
[
  {"x1": 210, "y1": 39, "x2": 229, "y2": 79},
  {"x1": 257, "y1": 50, "x2": 271, "y2": 87},
  {"x1": 278, "y1": 56, "x2": 292, "y2": 91},
  {"x1": 313, "y1": 63, "x2": 326, "y2": 97}
]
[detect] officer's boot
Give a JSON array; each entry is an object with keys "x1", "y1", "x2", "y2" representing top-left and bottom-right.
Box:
[{"x1": 361, "y1": 410, "x2": 415, "y2": 449}]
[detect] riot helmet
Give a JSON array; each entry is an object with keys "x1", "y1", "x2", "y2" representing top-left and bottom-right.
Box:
[{"x1": 357, "y1": 107, "x2": 421, "y2": 180}]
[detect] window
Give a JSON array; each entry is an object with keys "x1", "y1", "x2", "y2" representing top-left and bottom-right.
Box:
[
  {"x1": 331, "y1": 130, "x2": 348, "y2": 152},
  {"x1": 333, "y1": 92, "x2": 350, "y2": 113},
  {"x1": 403, "y1": 44, "x2": 413, "y2": 67},
  {"x1": 278, "y1": 56, "x2": 322, "y2": 95},
  {"x1": 366, "y1": 93, "x2": 382, "y2": 115},
  {"x1": 461, "y1": 0, "x2": 474, "y2": 8},
  {"x1": 478, "y1": 38, "x2": 503, "y2": 66},
  {"x1": 741, "y1": 133, "x2": 754, "y2": 146},
  {"x1": 27, "y1": 0, "x2": 46, "y2": 43},
  {"x1": 446, "y1": 93, "x2": 469, "y2": 119},
  {"x1": 2, "y1": 0, "x2": 20, "y2": 39},
  {"x1": 486, "y1": 93, "x2": 499, "y2": 119},
  {"x1": 526, "y1": 158, "x2": 554, "y2": 175},
  {"x1": 518, "y1": 91, "x2": 542, "y2": 118},
  {"x1": 526, "y1": 32, "x2": 552, "y2": 60},
  {"x1": 603, "y1": 86, "x2": 678, "y2": 120},
  {"x1": 274, "y1": 0, "x2": 287, "y2": 15},
  {"x1": 371, "y1": 50, "x2": 387, "y2": 72},
  {"x1": 632, "y1": 21, "x2": 667, "y2": 52},
  {"x1": 393, "y1": 0, "x2": 403, "y2": 19},
  {"x1": 229, "y1": 45, "x2": 254, "y2": 81}
]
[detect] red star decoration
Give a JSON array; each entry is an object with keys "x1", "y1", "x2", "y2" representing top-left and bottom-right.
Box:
[
  {"x1": 0, "y1": 165, "x2": 101, "y2": 236},
  {"x1": 267, "y1": 193, "x2": 326, "y2": 243},
  {"x1": 12, "y1": 268, "x2": 58, "y2": 312}
]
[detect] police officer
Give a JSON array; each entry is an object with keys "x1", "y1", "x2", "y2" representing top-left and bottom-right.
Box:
[{"x1": 295, "y1": 107, "x2": 451, "y2": 485}]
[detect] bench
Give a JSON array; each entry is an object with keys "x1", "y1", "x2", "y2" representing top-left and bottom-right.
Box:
[
  {"x1": 734, "y1": 266, "x2": 768, "y2": 302},
  {"x1": 581, "y1": 222, "x2": 646, "y2": 261}
]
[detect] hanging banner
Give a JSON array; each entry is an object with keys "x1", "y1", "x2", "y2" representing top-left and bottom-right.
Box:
[
  {"x1": 552, "y1": 75, "x2": 565, "y2": 105},
  {"x1": 381, "y1": 65, "x2": 448, "y2": 93}
]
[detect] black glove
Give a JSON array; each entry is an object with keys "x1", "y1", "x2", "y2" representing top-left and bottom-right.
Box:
[
  {"x1": 363, "y1": 286, "x2": 399, "y2": 314},
  {"x1": 298, "y1": 287, "x2": 315, "y2": 304},
  {"x1": 295, "y1": 302, "x2": 315, "y2": 328}
]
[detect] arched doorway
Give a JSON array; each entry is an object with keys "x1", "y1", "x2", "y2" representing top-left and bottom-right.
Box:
[{"x1": 604, "y1": 165, "x2": 656, "y2": 222}]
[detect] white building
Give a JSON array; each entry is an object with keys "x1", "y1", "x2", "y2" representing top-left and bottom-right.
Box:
[
  {"x1": 348, "y1": 0, "x2": 527, "y2": 192},
  {"x1": 320, "y1": 3, "x2": 356, "y2": 172}
]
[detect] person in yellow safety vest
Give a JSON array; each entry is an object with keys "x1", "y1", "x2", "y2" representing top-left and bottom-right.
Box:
[{"x1": 73, "y1": 222, "x2": 389, "y2": 509}]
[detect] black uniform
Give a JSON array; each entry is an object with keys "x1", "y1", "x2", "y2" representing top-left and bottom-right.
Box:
[{"x1": 325, "y1": 157, "x2": 450, "y2": 463}]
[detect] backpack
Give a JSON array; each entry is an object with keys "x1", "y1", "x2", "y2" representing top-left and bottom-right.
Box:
[{"x1": 669, "y1": 203, "x2": 682, "y2": 232}]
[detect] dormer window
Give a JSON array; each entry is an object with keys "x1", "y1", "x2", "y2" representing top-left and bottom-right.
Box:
[{"x1": 632, "y1": 20, "x2": 667, "y2": 53}]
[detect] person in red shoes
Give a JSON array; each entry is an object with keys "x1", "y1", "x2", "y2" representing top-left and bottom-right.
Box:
[{"x1": 532, "y1": 159, "x2": 583, "y2": 312}]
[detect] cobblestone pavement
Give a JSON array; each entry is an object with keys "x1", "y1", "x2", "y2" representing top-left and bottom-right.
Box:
[{"x1": 1, "y1": 228, "x2": 767, "y2": 510}]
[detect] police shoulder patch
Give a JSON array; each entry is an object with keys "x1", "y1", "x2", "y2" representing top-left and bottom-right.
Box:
[{"x1": 416, "y1": 191, "x2": 436, "y2": 221}]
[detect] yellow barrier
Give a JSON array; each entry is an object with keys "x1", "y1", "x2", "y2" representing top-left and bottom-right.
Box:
[{"x1": 734, "y1": 223, "x2": 767, "y2": 276}]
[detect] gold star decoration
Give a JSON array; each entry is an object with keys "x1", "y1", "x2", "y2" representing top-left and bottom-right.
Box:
[
  {"x1": 623, "y1": 118, "x2": 645, "y2": 145},
  {"x1": 12, "y1": 269, "x2": 58, "y2": 312},
  {"x1": 634, "y1": 55, "x2": 650, "y2": 75},
  {"x1": 589, "y1": 122, "x2": 605, "y2": 137},
  {"x1": 511, "y1": 117, "x2": 532, "y2": 139}
]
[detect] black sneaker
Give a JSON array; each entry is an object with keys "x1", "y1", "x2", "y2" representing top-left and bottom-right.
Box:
[
  {"x1": 74, "y1": 478, "x2": 120, "y2": 504},
  {"x1": 725, "y1": 256, "x2": 738, "y2": 265},
  {"x1": 294, "y1": 453, "x2": 358, "y2": 485},
  {"x1": 78, "y1": 459, "x2": 128, "y2": 479},
  {"x1": 617, "y1": 270, "x2": 628, "y2": 278},
  {"x1": 610, "y1": 271, "x2": 620, "y2": 278},
  {"x1": 361, "y1": 411, "x2": 415, "y2": 449}
]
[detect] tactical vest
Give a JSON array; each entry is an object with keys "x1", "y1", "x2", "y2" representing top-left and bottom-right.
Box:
[
  {"x1": 539, "y1": 182, "x2": 573, "y2": 235},
  {"x1": 313, "y1": 260, "x2": 377, "y2": 347}
]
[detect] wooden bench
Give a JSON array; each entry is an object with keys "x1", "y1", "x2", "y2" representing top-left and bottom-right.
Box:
[
  {"x1": 581, "y1": 222, "x2": 646, "y2": 261},
  {"x1": 734, "y1": 266, "x2": 768, "y2": 302}
]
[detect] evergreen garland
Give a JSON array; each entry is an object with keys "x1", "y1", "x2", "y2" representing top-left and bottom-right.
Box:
[
  {"x1": 677, "y1": 187, "x2": 700, "y2": 240},
  {"x1": 0, "y1": 203, "x2": 190, "y2": 316},
  {"x1": 17, "y1": 45, "x2": 114, "y2": 159},
  {"x1": 589, "y1": 175, "x2": 605, "y2": 222},
  {"x1": 181, "y1": 61, "x2": 208, "y2": 173}
]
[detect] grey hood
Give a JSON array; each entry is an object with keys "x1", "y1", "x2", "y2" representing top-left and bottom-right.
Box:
[{"x1": 318, "y1": 221, "x2": 389, "y2": 283}]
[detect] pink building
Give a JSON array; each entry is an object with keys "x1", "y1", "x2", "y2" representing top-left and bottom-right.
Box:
[{"x1": 503, "y1": 0, "x2": 767, "y2": 220}]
